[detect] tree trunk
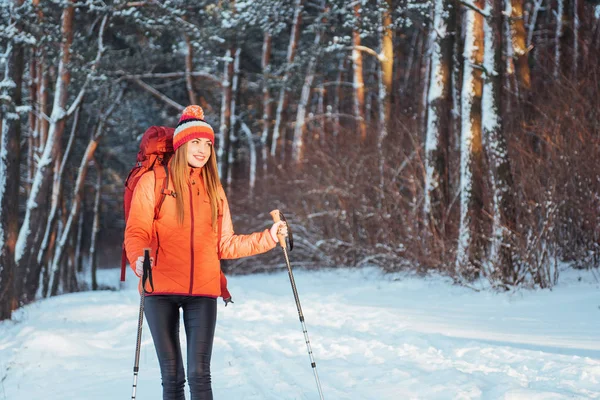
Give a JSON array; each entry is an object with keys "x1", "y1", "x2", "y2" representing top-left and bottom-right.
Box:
[
  {"x1": 456, "y1": 0, "x2": 486, "y2": 278},
  {"x1": 511, "y1": 0, "x2": 531, "y2": 90},
  {"x1": 240, "y1": 122, "x2": 257, "y2": 197},
  {"x1": 333, "y1": 59, "x2": 344, "y2": 138},
  {"x1": 403, "y1": 30, "x2": 420, "y2": 93},
  {"x1": 560, "y1": 0, "x2": 582, "y2": 78},
  {"x1": 365, "y1": 60, "x2": 373, "y2": 125},
  {"x1": 504, "y1": 0, "x2": 518, "y2": 114},
  {"x1": 49, "y1": 188, "x2": 68, "y2": 297},
  {"x1": 90, "y1": 161, "x2": 101, "y2": 291},
  {"x1": 30, "y1": 0, "x2": 48, "y2": 195},
  {"x1": 184, "y1": 32, "x2": 198, "y2": 105},
  {"x1": 0, "y1": 6, "x2": 24, "y2": 320},
  {"x1": 15, "y1": 4, "x2": 76, "y2": 305},
  {"x1": 218, "y1": 49, "x2": 233, "y2": 183},
  {"x1": 227, "y1": 48, "x2": 241, "y2": 189},
  {"x1": 377, "y1": 0, "x2": 394, "y2": 207},
  {"x1": 424, "y1": 0, "x2": 455, "y2": 239},
  {"x1": 554, "y1": 0, "x2": 565, "y2": 78},
  {"x1": 380, "y1": 0, "x2": 394, "y2": 136},
  {"x1": 38, "y1": 55, "x2": 49, "y2": 155},
  {"x1": 352, "y1": 3, "x2": 367, "y2": 142},
  {"x1": 37, "y1": 105, "x2": 80, "y2": 282},
  {"x1": 483, "y1": 0, "x2": 517, "y2": 283},
  {"x1": 261, "y1": 32, "x2": 272, "y2": 174},
  {"x1": 420, "y1": 26, "x2": 432, "y2": 142},
  {"x1": 271, "y1": 0, "x2": 304, "y2": 158},
  {"x1": 75, "y1": 201, "x2": 84, "y2": 274},
  {"x1": 27, "y1": 50, "x2": 38, "y2": 196},
  {"x1": 452, "y1": 5, "x2": 463, "y2": 153},
  {"x1": 527, "y1": 0, "x2": 544, "y2": 47},
  {"x1": 64, "y1": 227, "x2": 78, "y2": 293},
  {"x1": 40, "y1": 159, "x2": 61, "y2": 300},
  {"x1": 317, "y1": 85, "x2": 325, "y2": 145},
  {"x1": 572, "y1": 0, "x2": 580, "y2": 78},
  {"x1": 292, "y1": 11, "x2": 324, "y2": 163},
  {"x1": 377, "y1": 56, "x2": 387, "y2": 208}
]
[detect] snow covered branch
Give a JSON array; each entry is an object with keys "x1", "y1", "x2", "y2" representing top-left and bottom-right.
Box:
[
  {"x1": 460, "y1": 0, "x2": 489, "y2": 17},
  {"x1": 353, "y1": 45, "x2": 385, "y2": 62}
]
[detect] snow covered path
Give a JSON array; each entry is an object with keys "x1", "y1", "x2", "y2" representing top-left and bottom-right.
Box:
[{"x1": 1, "y1": 268, "x2": 599, "y2": 399}]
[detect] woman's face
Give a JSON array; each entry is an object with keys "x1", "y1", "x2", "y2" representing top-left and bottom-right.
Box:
[{"x1": 186, "y1": 138, "x2": 212, "y2": 168}]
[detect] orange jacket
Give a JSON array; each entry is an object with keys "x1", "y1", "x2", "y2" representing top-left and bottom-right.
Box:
[{"x1": 124, "y1": 166, "x2": 276, "y2": 297}]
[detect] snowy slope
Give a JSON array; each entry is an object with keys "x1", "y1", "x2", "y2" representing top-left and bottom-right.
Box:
[{"x1": 1, "y1": 267, "x2": 599, "y2": 399}]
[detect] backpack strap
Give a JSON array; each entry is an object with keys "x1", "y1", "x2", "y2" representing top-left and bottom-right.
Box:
[
  {"x1": 120, "y1": 247, "x2": 128, "y2": 281},
  {"x1": 153, "y1": 164, "x2": 176, "y2": 219}
]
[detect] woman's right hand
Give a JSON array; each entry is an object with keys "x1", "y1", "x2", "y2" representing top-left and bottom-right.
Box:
[
  {"x1": 270, "y1": 220, "x2": 288, "y2": 243},
  {"x1": 135, "y1": 255, "x2": 154, "y2": 277}
]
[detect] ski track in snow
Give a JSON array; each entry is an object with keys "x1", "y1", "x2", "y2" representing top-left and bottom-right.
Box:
[{"x1": 1, "y1": 267, "x2": 599, "y2": 399}]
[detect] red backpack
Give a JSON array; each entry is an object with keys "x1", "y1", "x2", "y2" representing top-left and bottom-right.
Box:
[{"x1": 121, "y1": 126, "x2": 174, "y2": 281}]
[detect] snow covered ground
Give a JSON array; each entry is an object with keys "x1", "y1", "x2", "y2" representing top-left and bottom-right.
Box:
[{"x1": 1, "y1": 267, "x2": 599, "y2": 399}]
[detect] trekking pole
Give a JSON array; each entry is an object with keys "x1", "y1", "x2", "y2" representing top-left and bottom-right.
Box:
[
  {"x1": 270, "y1": 210, "x2": 325, "y2": 400},
  {"x1": 131, "y1": 248, "x2": 153, "y2": 400}
]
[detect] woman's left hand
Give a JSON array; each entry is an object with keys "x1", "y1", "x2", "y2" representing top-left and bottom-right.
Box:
[{"x1": 270, "y1": 221, "x2": 288, "y2": 243}]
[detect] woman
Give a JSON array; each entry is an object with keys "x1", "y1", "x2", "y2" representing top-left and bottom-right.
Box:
[{"x1": 125, "y1": 105, "x2": 287, "y2": 400}]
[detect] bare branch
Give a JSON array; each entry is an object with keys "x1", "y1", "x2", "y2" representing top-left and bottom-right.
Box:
[
  {"x1": 66, "y1": 14, "x2": 109, "y2": 118},
  {"x1": 93, "y1": 14, "x2": 109, "y2": 66},
  {"x1": 113, "y1": 71, "x2": 222, "y2": 86},
  {"x1": 321, "y1": 81, "x2": 354, "y2": 88},
  {"x1": 65, "y1": 86, "x2": 87, "y2": 117},
  {"x1": 130, "y1": 77, "x2": 184, "y2": 111},
  {"x1": 124, "y1": 1, "x2": 151, "y2": 6}
]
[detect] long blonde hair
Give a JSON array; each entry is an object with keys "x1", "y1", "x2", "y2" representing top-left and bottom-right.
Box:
[{"x1": 170, "y1": 141, "x2": 221, "y2": 229}]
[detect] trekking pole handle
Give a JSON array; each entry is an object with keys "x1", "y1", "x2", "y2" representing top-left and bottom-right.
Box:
[
  {"x1": 143, "y1": 248, "x2": 151, "y2": 265},
  {"x1": 269, "y1": 210, "x2": 287, "y2": 248},
  {"x1": 142, "y1": 248, "x2": 153, "y2": 293}
]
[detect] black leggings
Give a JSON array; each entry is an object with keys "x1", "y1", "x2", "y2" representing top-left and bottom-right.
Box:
[{"x1": 144, "y1": 295, "x2": 217, "y2": 400}]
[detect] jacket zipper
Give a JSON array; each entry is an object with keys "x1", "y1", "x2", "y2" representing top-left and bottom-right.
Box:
[
  {"x1": 189, "y1": 184, "x2": 195, "y2": 294},
  {"x1": 155, "y1": 232, "x2": 160, "y2": 266}
]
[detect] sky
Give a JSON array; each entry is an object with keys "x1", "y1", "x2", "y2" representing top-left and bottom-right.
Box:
[{"x1": 1, "y1": 266, "x2": 599, "y2": 399}]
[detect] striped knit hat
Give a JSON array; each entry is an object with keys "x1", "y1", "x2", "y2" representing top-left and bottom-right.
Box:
[{"x1": 173, "y1": 105, "x2": 214, "y2": 151}]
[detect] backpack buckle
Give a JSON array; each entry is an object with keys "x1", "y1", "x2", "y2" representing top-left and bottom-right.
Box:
[{"x1": 162, "y1": 189, "x2": 177, "y2": 198}]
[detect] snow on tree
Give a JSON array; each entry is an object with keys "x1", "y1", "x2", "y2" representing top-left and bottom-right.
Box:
[
  {"x1": 482, "y1": 0, "x2": 517, "y2": 283},
  {"x1": 271, "y1": 0, "x2": 304, "y2": 158},
  {"x1": 456, "y1": 0, "x2": 486, "y2": 278},
  {"x1": 424, "y1": 0, "x2": 455, "y2": 237},
  {"x1": 218, "y1": 48, "x2": 233, "y2": 183}
]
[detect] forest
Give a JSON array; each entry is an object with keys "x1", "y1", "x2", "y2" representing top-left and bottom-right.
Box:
[{"x1": 0, "y1": 0, "x2": 599, "y2": 321}]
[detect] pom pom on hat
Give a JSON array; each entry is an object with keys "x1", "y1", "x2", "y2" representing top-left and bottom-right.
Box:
[
  {"x1": 181, "y1": 105, "x2": 204, "y2": 120},
  {"x1": 173, "y1": 105, "x2": 215, "y2": 151}
]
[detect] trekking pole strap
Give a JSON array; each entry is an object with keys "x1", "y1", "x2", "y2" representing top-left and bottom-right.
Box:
[{"x1": 142, "y1": 248, "x2": 154, "y2": 293}]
